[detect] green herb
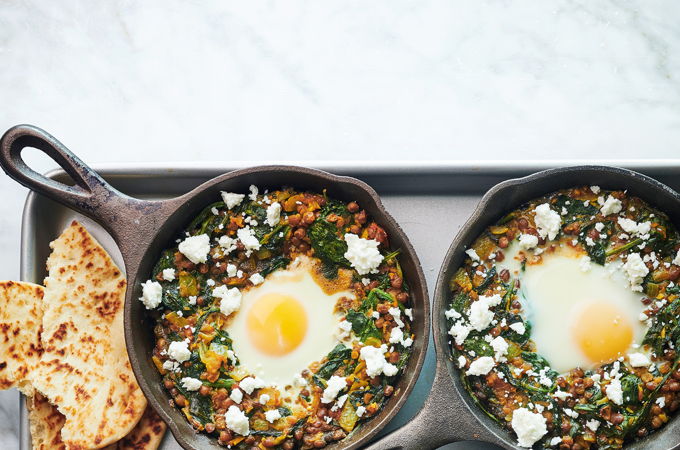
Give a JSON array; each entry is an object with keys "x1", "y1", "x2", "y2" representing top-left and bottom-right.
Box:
[
  {"x1": 161, "y1": 284, "x2": 194, "y2": 313},
  {"x1": 606, "y1": 238, "x2": 643, "y2": 257},
  {"x1": 475, "y1": 266, "x2": 497, "y2": 292},
  {"x1": 360, "y1": 288, "x2": 393, "y2": 313},
  {"x1": 186, "y1": 201, "x2": 225, "y2": 236},
  {"x1": 260, "y1": 255, "x2": 290, "y2": 276},
  {"x1": 319, "y1": 199, "x2": 349, "y2": 219},
  {"x1": 346, "y1": 310, "x2": 382, "y2": 342},
  {"x1": 153, "y1": 248, "x2": 175, "y2": 275},
  {"x1": 309, "y1": 219, "x2": 350, "y2": 269},
  {"x1": 316, "y1": 344, "x2": 352, "y2": 379},
  {"x1": 204, "y1": 378, "x2": 235, "y2": 389},
  {"x1": 250, "y1": 430, "x2": 283, "y2": 437},
  {"x1": 192, "y1": 307, "x2": 221, "y2": 344},
  {"x1": 277, "y1": 406, "x2": 292, "y2": 417},
  {"x1": 462, "y1": 337, "x2": 493, "y2": 357},
  {"x1": 554, "y1": 194, "x2": 597, "y2": 223},
  {"x1": 643, "y1": 298, "x2": 680, "y2": 355}
]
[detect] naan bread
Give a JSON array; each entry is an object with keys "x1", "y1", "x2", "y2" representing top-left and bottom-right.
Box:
[
  {"x1": 0, "y1": 280, "x2": 44, "y2": 395},
  {"x1": 29, "y1": 395, "x2": 166, "y2": 450},
  {"x1": 31, "y1": 221, "x2": 147, "y2": 449},
  {"x1": 27, "y1": 393, "x2": 66, "y2": 450}
]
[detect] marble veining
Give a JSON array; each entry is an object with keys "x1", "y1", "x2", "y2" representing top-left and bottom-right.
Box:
[{"x1": 1, "y1": 1, "x2": 680, "y2": 448}]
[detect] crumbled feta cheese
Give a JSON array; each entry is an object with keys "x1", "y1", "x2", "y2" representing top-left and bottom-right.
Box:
[
  {"x1": 248, "y1": 185, "x2": 259, "y2": 201},
  {"x1": 226, "y1": 263, "x2": 238, "y2": 277},
  {"x1": 448, "y1": 321, "x2": 471, "y2": 345},
  {"x1": 321, "y1": 376, "x2": 347, "y2": 403},
  {"x1": 361, "y1": 277, "x2": 370, "y2": 286},
  {"x1": 590, "y1": 186, "x2": 601, "y2": 194},
  {"x1": 595, "y1": 222, "x2": 605, "y2": 232},
  {"x1": 371, "y1": 311, "x2": 380, "y2": 319},
  {"x1": 533, "y1": 203, "x2": 561, "y2": 240},
  {"x1": 465, "y1": 248, "x2": 480, "y2": 261},
  {"x1": 586, "y1": 419, "x2": 600, "y2": 431},
  {"x1": 206, "y1": 278, "x2": 215, "y2": 286},
  {"x1": 457, "y1": 355, "x2": 467, "y2": 368},
  {"x1": 628, "y1": 352, "x2": 650, "y2": 367},
  {"x1": 600, "y1": 195, "x2": 622, "y2": 216},
  {"x1": 221, "y1": 191, "x2": 245, "y2": 209},
  {"x1": 673, "y1": 249, "x2": 680, "y2": 266},
  {"x1": 213, "y1": 285, "x2": 242, "y2": 316},
  {"x1": 168, "y1": 340, "x2": 191, "y2": 363},
  {"x1": 293, "y1": 373, "x2": 307, "y2": 387},
  {"x1": 249, "y1": 273, "x2": 265, "y2": 285},
  {"x1": 591, "y1": 374, "x2": 601, "y2": 383},
  {"x1": 579, "y1": 255, "x2": 592, "y2": 272},
  {"x1": 564, "y1": 408, "x2": 579, "y2": 418},
  {"x1": 259, "y1": 393, "x2": 270, "y2": 404},
  {"x1": 178, "y1": 234, "x2": 211, "y2": 264},
  {"x1": 656, "y1": 397, "x2": 666, "y2": 408},
  {"x1": 404, "y1": 308, "x2": 413, "y2": 321},
  {"x1": 491, "y1": 336, "x2": 508, "y2": 361},
  {"x1": 139, "y1": 280, "x2": 163, "y2": 309},
  {"x1": 225, "y1": 405, "x2": 249, "y2": 436},
  {"x1": 618, "y1": 218, "x2": 651, "y2": 237},
  {"x1": 218, "y1": 235, "x2": 237, "y2": 254},
  {"x1": 553, "y1": 390, "x2": 571, "y2": 400},
  {"x1": 265, "y1": 202, "x2": 281, "y2": 227},
  {"x1": 466, "y1": 356, "x2": 495, "y2": 376},
  {"x1": 550, "y1": 436, "x2": 562, "y2": 446},
  {"x1": 181, "y1": 377, "x2": 202, "y2": 391},
  {"x1": 262, "y1": 409, "x2": 281, "y2": 423},
  {"x1": 585, "y1": 236, "x2": 595, "y2": 247},
  {"x1": 606, "y1": 378, "x2": 623, "y2": 405},
  {"x1": 389, "y1": 327, "x2": 404, "y2": 345},
  {"x1": 509, "y1": 322, "x2": 526, "y2": 335},
  {"x1": 343, "y1": 234, "x2": 384, "y2": 275},
  {"x1": 237, "y1": 227, "x2": 261, "y2": 256},
  {"x1": 623, "y1": 253, "x2": 649, "y2": 292},
  {"x1": 162, "y1": 360, "x2": 179, "y2": 372},
  {"x1": 239, "y1": 376, "x2": 267, "y2": 395},
  {"x1": 468, "y1": 294, "x2": 502, "y2": 331},
  {"x1": 360, "y1": 344, "x2": 398, "y2": 377},
  {"x1": 355, "y1": 405, "x2": 366, "y2": 417},
  {"x1": 162, "y1": 268, "x2": 176, "y2": 281},
  {"x1": 511, "y1": 408, "x2": 548, "y2": 448},
  {"x1": 518, "y1": 233, "x2": 539, "y2": 250},
  {"x1": 388, "y1": 307, "x2": 404, "y2": 328}
]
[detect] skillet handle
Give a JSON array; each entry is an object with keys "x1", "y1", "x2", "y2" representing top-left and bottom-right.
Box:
[
  {"x1": 364, "y1": 362, "x2": 504, "y2": 450},
  {"x1": 0, "y1": 124, "x2": 173, "y2": 273}
]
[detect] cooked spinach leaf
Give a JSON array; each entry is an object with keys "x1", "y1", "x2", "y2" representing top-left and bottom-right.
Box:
[
  {"x1": 316, "y1": 344, "x2": 352, "y2": 379},
  {"x1": 346, "y1": 310, "x2": 382, "y2": 342}
]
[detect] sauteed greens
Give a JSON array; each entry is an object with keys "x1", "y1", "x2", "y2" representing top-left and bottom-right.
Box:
[
  {"x1": 447, "y1": 186, "x2": 680, "y2": 449},
  {"x1": 140, "y1": 187, "x2": 414, "y2": 448}
]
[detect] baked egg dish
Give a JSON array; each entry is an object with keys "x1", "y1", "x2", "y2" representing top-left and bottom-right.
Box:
[
  {"x1": 139, "y1": 187, "x2": 414, "y2": 448},
  {"x1": 447, "y1": 186, "x2": 680, "y2": 448}
]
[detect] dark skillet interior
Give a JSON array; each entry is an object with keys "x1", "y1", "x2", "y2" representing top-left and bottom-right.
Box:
[
  {"x1": 126, "y1": 167, "x2": 429, "y2": 450},
  {"x1": 434, "y1": 166, "x2": 680, "y2": 449}
]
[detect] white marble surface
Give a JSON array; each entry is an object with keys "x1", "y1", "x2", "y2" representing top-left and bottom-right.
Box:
[{"x1": 2, "y1": 1, "x2": 680, "y2": 448}]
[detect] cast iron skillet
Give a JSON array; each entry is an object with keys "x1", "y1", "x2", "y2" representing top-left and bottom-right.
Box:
[
  {"x1": 0, "y1": 124, "x2": 430, "y2": 450},
  {"x1": 366, "y1": 166, "x2": 680, "y2": 450}
]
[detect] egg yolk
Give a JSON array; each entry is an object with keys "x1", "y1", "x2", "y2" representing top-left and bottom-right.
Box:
[
  {"x1": 246, "y1": 293, "x2": 308, "y2": 356},
  {"x1": 572, "y1": 301, "x2": 633, "y2": 365}
]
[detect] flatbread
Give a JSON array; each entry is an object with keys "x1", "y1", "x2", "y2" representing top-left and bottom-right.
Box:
[
  {"x1": 0, "y1": 280, "x2": 44, "y2": 395},
  {"x1": 31, "y1": 221, "x2": 147, "y2": 449},
  {"x1": 28, "y1": 395, "x2": 166, "y2": 450},
  {"x1": 27, "y1": 393, "x2": 67, "y2": 450}
]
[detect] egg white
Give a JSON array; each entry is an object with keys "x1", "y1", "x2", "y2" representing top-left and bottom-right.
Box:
[
  {"x1": 497, "y1": 242, "x2": 648, "y2": 373},
  {"x1": 225, "y1": 257, "x2": 353, "y2": 387}
]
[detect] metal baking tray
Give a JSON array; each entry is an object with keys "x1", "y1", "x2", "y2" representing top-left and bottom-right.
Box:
[{"x1": 19, "y1": 161, "x2": 680, "y2": 449}]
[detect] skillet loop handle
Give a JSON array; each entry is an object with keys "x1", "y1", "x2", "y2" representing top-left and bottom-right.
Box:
[{"x1": 0, "y1": 124, "x2": 116, "y2": 203}]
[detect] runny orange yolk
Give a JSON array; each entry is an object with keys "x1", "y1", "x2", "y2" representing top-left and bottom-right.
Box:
[
  {"x1": 246, "y1": 293, "x2": 308, "y2": 356},
  {"x1": 572, "y1": 301, "x2": 633, "y2": 365}
]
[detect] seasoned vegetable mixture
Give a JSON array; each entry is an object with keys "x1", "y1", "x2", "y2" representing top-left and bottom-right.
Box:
[
  {"x1": 139, "y1": 186, "x2": 414, "y2": 448},
  {"x1": 447, "y1": 186, "x2": 680, "y2": 448}
]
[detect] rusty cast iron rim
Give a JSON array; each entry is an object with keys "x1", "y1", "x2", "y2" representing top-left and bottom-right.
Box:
[{"x1": 0, "y1": 124, "x2": 430, "y2": 450}]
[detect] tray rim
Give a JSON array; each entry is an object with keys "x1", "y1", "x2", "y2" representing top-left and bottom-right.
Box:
[{"x1": 18, "y1": 160, "x2": 680, "y2": 449}]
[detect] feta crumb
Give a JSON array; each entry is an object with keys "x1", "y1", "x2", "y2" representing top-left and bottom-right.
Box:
[
  {"x1": 181, "y1": 377, "x2": 202, "y2": 391},
  {"x1": 239, "y1": 377, "x2": 267, "y2": 395},
  {"x1": 457, "y1": 355, "x2": 467, "y2": 368},
  {"x1": 343, "y1": 234, "x2": 384, "y2": 275},
  {"x1": 606, "y1": 378, "x2": 623, "y2": 405},
  {"x1": 139, "y1": 280, "x2": 163, "y2": 309},
  {"x1": 265, "y1": 202, "x2": 282, "y2": 227},
  {"x1": 355, "y1": 405, "x2": 366, "y2": 417},
  {"x1": 321, "y1": 376, "x2": 347, "y2": 403},
  {"x1": 221, "y1": 191, "x2": 245, "y2": 209},
  {"x1": 656, "y1": 397, "x2": 666, "y2": 409},
  {"x1": 293, "y1": 373, "x2": 307, "y2": 387},
  {"x1": 550, "y1": 436, "x2": 562, "y2": 446},
  {"x1": 579, "y1": 255, "x2": 592, "y2": 272},
  {"x1": 511, "y1": 408, "x2": 548, "y2": 448},
  {"x1": 628, "y1": 352, "x2": 650, "y2": 367},
  {"x1": 225, "y1": 405, "x2": 249, "y2": 436},
  {"x1": 218, "y1": 235, "x2": 237, "y2": 254},
  {"x1": 388, "y1": 307, "x2": 404, "y2": 328},
  {"x1": 595, "y1": 222, "x2": 605, "y2": 232},
  {"x1": 518, "y1": 233, "x2": 539, "y2": 250},
  {"x1": 168, "y1": 340, "x2": 191, "y2": 363},
  {"x1": 249, "y1": 273, "x2": 265, "y2": 285},
  {"x1": 188, "y1": 295, "x2": 197, "y2": 305},
  {"x1": 162, "y1": 360, "x2": 179, "y2": 372},
  {"x1": 361, "y1": 277, "x2": 370, "y2": 286},
  {"x1": 237, "y1": 227, "x2": 261, "y2": 255},
  {"x1": 623, "y1": 253, "x2": 649, "y2": 292},
  {"x1": 600, "y1": 195, "x2": 622, "y2": 216},
  {"x1": 371, "y1": 311, "x2": 380, "y2": 319},
  {"x1": 162, "y1": 268, "x2": 176, "y2": 281},
  {"x1": 466, "y1": 356, "x2": 495, "y2": 376},
  {"x1": 509, "y1": 322, "x2": 526, "y2": 335},
  {"x1": 213, "y1": 285, "x2": 242, "y2": 316},
  {"x1": 360, "y1": 344, "x2": 398, "y2": 377},
  {"x1": 533, "y1": 203, "x2": 561, "y2": 240},
  {"x1": 206, "y1": 278, "x2": 215, "y2": 287},
  {"x1": 553, "y1": 390, "x2": 571, "y2": 400},
  {"x1": 445, "y1": 308, "x2": 461, "y2": 320},
  {"x1": 389, "y1": 327, "x2": 404, "y2": 345},
  {"x1": 490, "y1": 336, "x2": 508, "y2": 361},
  {"x1": 468, "y1": 295, "x2": 502, "y2": 331},
  {"x1": 226, "y1": 263, "x2": 238, "y2": 277},
  {"x1": 264, "y1": 409, "x2": 281, "y2": 423},
  {"x1": 259, "y1": 393, "x2": 270, "y2": 404},
  {"x1": 586, "y1": 419, "x2": 600, "y2": 432},
  {"x1": 248, "y1": 185, "x2": 259, "y2": 200},
  {"x1": 465, "y1": 248, "x2": 480, "y2": 261},
  {"x1": 618, "y1": 217, "x2": 651, "y2": 237},
  {"x1": 564, "y1": 408, "x2": 579, "y2": 419},
  {"x1": 590, "y1": 186, "x2": 601, "y2": 194},
  {"x1": 673, "y1": 249, "x2": 680, "y2": 266},
  {"x1": 404, "y1": 308, "x2": 413, "y2": 321},
  {"x1": 178, "y1": 234, "x2": 211, "y2": 264},
  {"x1": 448, "y1": 321, "x2": 471, "y2": 345}
]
